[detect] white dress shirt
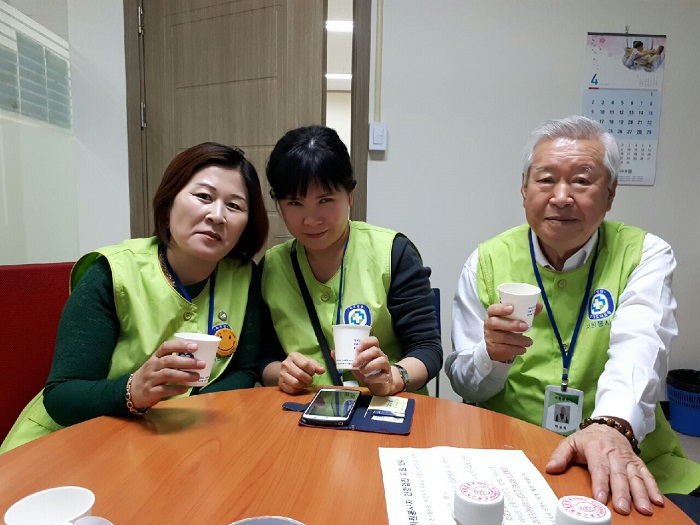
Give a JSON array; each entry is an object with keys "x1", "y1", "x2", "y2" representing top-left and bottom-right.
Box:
[{"x1": 446, "y1": 230, "x2": 677, "y2": 442}]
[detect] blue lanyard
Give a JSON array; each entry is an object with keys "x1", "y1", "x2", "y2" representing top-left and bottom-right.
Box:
[
  {"x1": 335, "y1": 233, "x2": 350, "y2": 325},
  {"x1": 163, "y1": 249, "x2": 216, "y2": 336},
  {"x1": 528, "y1": 229, "x2": 599, "y2": 391}
]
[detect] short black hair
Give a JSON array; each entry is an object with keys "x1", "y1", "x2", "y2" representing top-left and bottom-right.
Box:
[{"x1": 266, "y1": 125, "x2": 357, "y2": 200}]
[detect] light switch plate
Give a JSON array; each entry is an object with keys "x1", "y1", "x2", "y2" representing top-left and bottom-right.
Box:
[{"x1": 369, "y1": 122, "x2": 388, "y2": 151}]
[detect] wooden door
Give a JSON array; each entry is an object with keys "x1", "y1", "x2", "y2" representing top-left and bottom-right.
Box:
[{"x1": 128, "y1": 0, "x2": 326, "y2": 246}]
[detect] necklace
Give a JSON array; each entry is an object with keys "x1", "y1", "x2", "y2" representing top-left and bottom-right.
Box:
[{"x1": 158, "y1": 245, "x2": 176, "y2": 288}]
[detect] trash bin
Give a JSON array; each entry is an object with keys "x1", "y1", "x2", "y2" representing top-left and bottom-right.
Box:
[{"x1": 667, "y1": 369, "x2": 700, "y2": 437}]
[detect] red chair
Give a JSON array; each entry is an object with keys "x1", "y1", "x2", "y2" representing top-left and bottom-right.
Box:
[{"x1": 0, "y1": 262, "x2": 74, "y2": 441}]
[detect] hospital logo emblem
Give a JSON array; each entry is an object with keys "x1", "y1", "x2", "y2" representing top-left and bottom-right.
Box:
[
  {"x1": 344, "y1": 304, "x2": 371, "y2": 326},
  {"x1": 588, "y1": 288, "x2": 615, "y2": 320}
]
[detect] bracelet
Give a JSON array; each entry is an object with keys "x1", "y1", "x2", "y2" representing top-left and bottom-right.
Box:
[
  {"x1": 125, "y1": 373, "x2": 150, "y2": 416},
  {"x1": 392, "y1": 364, "x2": 410, "y2": 392},
  {"x1": 579, "y1": 417, "x2": 640, "y2": 455}
]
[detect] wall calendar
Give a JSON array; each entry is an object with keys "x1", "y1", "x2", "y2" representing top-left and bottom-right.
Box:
[{"x1": 583, "y1": 33, "x2": 666, "y2": 186}]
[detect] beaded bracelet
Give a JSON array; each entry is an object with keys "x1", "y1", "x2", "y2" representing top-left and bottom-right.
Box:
[
  {"x1": 125, "y1": 373, "x2": 150, "y2": 416},
  {"x1": 579, "y1": 417, "x2": 640, "y2": 455}
]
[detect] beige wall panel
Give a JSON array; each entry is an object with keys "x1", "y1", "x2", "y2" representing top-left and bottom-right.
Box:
[
  {"x1": 174, "y1": 80, "x2": 277, "y2": 147},
  {"x1": 282, "y1": 1, "x2": 326, "y2": 130},
  {"x1": 172, "y1": 0, "x2": 276, "y2": 16},
  {"x1": 133, "y1": 0, "x2": 324, "y2": 245},
  {"x1": 172, "y1": 7, "x2": 277, "y2": 87}
]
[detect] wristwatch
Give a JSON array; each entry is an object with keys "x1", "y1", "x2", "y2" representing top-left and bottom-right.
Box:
[{"x1": 392, "y1": 364, "x2": 410, "y2": 392}]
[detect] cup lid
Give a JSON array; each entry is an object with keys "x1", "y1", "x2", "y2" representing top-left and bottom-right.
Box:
[
  {"x1": 4, "y1": 486, "x2": 95, "y2": 525},
  {"x1": 174, "y1": 332, "x2": 221, "y2": 341},
  {"x1": 555, "y1": 495, "x2": 611, "y2": 525},
  {"x1": 453, "y1": 481, "x2": 504, "y2": 525},
  {"x1": 229, "y1": 517, "x2": 306, "y2": 525}
]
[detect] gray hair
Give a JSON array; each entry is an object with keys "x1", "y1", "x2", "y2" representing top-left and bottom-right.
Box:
[{"x1": 521, "y1": 115, "x2": 620, "y2": 188}]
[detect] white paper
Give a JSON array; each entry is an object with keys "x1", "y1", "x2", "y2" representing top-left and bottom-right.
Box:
[
  {"x1": 379, "y1": 447, "x2": 557, "y2": 525},
  {"x1": 368, "y1": 395, "x2": 409, "y2": 416}
]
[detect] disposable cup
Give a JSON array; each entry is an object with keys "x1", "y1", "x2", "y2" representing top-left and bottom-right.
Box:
[
  {"x1": 332, "y1": 324, "x2": 371, "y2": 370},
  {"x1": 229, "y1": 518, "x2": 305, "y2": 525},
  {"x1": 497, "y1": 282, "x2": 541, "y2": 331},
  {"x1": 174, "y1": 332, "x2": 221, "y2": 386},
  {"x1": 4, "y1": 486, "x2": 94, "y2": 525},
  {"x1": 453, "y1": 480, "x2": 504, "y2": 525},
  {"x1": 555, "y1": 495, "x2": 611, "y2": 524}
]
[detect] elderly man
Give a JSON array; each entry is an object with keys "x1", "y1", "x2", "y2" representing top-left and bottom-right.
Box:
[{"x1": 446, "y1": 115, "x2": 700, "y2": 516}]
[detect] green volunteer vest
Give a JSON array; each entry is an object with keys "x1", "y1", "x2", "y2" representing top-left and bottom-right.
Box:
[
  {"x1": 1, "y1": 237, "x2": 251, "y2": 453},
  {"x1": 262, "y1": 221, "x2": 401, "y2": 386},
  {"x1": 477, "y1": 221, "x2": 700, "y2": 494}
]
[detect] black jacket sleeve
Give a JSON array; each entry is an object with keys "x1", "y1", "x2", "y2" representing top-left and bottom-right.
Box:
[{"x1": 387, "y1": 235, "x2": 443, "y2": 385}]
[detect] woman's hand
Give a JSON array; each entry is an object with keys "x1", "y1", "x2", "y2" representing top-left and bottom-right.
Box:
[
  {"x1": 129, "y1": 339, "x2": 206, "y2": 409},
  {"x1": 351, "y1": 337, "x2": 396, "y2": 396},
  {"x1": 278, "y1": 352, "x2": 325, "y2": 395}
]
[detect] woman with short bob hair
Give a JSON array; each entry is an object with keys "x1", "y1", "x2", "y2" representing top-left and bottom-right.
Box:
[
  {"x1": 2, "y1": 142, "x2": 269, "y2": 453},
  {"x1": 153, "y1": 142, "x2": 268, "y2": 262}
]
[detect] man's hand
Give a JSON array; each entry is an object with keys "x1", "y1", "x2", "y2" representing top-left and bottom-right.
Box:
[
  {"x1": 546, "y1": 423, "x2": 664, "y2": 515},
  {"x1": 483, "y1": 302, "x2": 543, "y2": 362}
]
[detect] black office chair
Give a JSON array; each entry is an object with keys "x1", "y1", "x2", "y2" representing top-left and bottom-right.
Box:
[{"x1": 432, "y1": 288, "x2": 441, "y2": 398}]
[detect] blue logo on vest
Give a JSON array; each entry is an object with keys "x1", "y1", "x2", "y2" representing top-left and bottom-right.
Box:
[
  {"x1": 589, "y1": 288, "x2": 615, "y2": 320},
  {"x1": 344, "y1": 304, "x2": 371, "y2": 326}
]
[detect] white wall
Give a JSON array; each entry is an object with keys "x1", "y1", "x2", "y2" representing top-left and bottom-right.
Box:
[
  {"x1": 67, "y1": 0, "x2": 130, "y2": 255},
  {"x1": 367, "y1": 0, "x2": 700, "y2": 400},
  {"x1": 326, "y1": 91, "x2": 352, "y2": 151},
  {"x1": 0, "y1": 0, "x2": 79, "y2": 264},
  {"x1": 0, "y1": 0, "x2": 128, "y2": 265},
  {"x1": 0, "y1": 118, "x2": 78, "y2": 264}
]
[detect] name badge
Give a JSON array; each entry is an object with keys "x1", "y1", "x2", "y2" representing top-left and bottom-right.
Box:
[{"x1": 542, "y1": 385, "x2": 584, "y2": 436}]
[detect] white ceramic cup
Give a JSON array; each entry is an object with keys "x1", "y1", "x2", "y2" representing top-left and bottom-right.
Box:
[
  {"x1": 332, "y1": 324, "x2": 371, "y2": 370},
  {"x1": 229, "y1": 518, "x2": 305, "y2": 525},
  {"x1": 555, "y1": 495, "x2": 611, "y2": 525},
  {"x1": 497, "y1": 282, "x2": 541, "y2": 331},
  {"x1": 453, "y1": 480, "x2": 504, "y2": 525},
  {"x1": 4, "y1": 486, "x2": 95, "y2": 525},
  {"x1": 174, "y1": 332, "x2": 221, "y2": 386}
]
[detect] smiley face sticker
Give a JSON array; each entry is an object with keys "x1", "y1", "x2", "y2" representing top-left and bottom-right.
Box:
[{"x1": 213, "y1": 325, "x2": 238, "y2": 358}]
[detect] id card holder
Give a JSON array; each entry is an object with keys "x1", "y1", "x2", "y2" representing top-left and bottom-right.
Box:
[{"x1": 542, "y1": 385, "x2": 584, "y2": 436}]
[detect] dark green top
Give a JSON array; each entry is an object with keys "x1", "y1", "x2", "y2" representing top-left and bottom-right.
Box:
[{"x1": 43, "y1": 257, "x2": 263, "y2": 426}]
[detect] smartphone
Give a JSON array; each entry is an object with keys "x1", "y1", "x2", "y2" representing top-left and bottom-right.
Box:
[{"x1": 301, "y1": 388, "x2": 361, "y2": 426}]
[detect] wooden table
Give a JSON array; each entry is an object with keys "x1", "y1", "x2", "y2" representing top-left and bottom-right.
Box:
[{"x1": 0, "y1": 388, "x2": 692, "y2": 524}]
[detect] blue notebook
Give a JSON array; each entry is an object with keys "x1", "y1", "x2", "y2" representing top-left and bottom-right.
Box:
[{"x1": 283, "y1": 394, "x2": 415, "y2": 435}]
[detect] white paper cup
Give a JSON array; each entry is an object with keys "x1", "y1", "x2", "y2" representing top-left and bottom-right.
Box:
[
  {"x1": 497, "y1": 282, "x2": 541, "y2": 331},
  {"x1": 332, "y1": 324, "x2": 371, "y2": 370},
  {"x1": 453, "y1": 480, "x2": 504, "y2": 525},
  {"x1": 229, "y1": 518, "x2": 305, "y2": 525},
  {"x1": 4, "y1": 486, "x2": 94, "y2": 525},
  {"x1": 174, "y1": 332, "x2": 221, "y2": 386},
  {"x1": 555, "y1": 495, "x2": 611, "y2": 525}
]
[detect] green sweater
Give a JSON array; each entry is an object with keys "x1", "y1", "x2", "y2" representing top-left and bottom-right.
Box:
[{"x1": 42, "y1": 256, "x2": 262, "y2": 426}]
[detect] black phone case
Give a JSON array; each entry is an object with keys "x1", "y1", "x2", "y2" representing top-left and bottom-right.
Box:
[{"x1": 283, "y1": 394, "x2": 415, "y2": 435}]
